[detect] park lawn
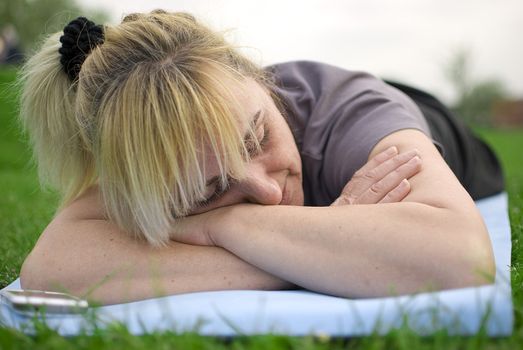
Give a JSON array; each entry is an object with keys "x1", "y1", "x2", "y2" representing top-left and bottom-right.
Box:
[{"x1": 0, "y1": 66, "x2": 522, "y2": 349}]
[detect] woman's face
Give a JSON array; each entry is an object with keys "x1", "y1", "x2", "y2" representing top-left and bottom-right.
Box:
[{"x1": 189, "y1": 78, "x2": 304, "y2": 215}]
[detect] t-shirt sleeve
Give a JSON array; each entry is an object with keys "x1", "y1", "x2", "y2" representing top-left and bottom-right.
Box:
[{"x1": 271, "y1": 61, "x2": 434, "y2": 205}]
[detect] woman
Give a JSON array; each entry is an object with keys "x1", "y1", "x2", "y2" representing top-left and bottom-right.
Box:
[{"x1": 18, "y1": 11, "x2": 503, "y2": 304}]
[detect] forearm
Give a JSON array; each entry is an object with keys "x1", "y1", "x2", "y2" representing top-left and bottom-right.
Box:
[
  {"x1": 197, "y1": 129, "x2": 493, "y2": 298},
  {"x1": 20, "y1": 218, "x2": 296, "y2": 305},
  {"x1": 212, "y1": 202, "x2": 495, "y2": 298}
]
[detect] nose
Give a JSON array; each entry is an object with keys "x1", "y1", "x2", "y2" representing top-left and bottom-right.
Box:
[{"x1": 237, "y1": 162, "x2": 283, "y2": 205}]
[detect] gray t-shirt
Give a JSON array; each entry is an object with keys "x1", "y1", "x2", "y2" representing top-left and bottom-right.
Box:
[{"x1": 270, "y1": 61, "x2": 434, "y2": 206}]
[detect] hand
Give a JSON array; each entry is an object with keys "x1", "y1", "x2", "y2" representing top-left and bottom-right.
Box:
[
  {"x1": 331, "y1": 146, "x2": 422, "y2": 206},
  {"x1": 170, "y1": 213, "x2": 215, "y2": 246},
  {"x1": 169, "y1": 206, "x2": 230, "y2": 246}
]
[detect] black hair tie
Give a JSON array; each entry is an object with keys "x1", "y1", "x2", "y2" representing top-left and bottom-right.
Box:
[{"x1": 58, "y1": 17, "x2": 104, "y2": 81}]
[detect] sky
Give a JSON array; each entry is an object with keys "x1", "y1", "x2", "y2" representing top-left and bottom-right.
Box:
[{"x1": 79, "y1": 0, "x2": 523, "y2": 104}]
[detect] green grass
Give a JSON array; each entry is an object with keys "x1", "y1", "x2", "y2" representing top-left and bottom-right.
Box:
[
  {"x1": 0, "y1": 67, "x2": 522, "y2": 349},
  {"x1": 0, "y1": 68, "x2": 60, "y2": 287}
]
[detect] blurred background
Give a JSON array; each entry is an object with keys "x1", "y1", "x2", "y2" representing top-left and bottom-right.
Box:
[{"x1": 1, "y1": 0, "x2": 522, "y2": 126}]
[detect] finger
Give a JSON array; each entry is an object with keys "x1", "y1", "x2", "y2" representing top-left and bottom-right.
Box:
[
  {"x1": 171, "y1": 217, "x2": 215, "y2": 246},
  {"x1": 330, "y1": 193, "x2": 355, "y2": 206},
  {"x1": 330, "y1": 197, "x2": 343, "y2": 206},
  {"x1": 339, "y1": 146, "x2": 399, "y2": 197},
  {"x1": 368, "y1": 148, "x2": 420, "y2": 182},
  {"x1": 378, "y1": 179, "x2": 411, "y2": 203},
  {"x1": 356, "y1": 155, "x2": 421, "y2": 204},
  {"x1": 351, "y1": 146, "x2": 399, "y2": 181},
  {"x1": 345, "y1": 148, "x2": 419, "y2": 199}
]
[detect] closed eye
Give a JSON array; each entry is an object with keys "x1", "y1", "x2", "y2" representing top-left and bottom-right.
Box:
[
  {"x1": 259, "y1": 124, "x2": 270, "y2": 150},
  {"x1": 245, "y1": 121, "x2": 270, "y2": 158},
  {"x1": 196, "y1": 110, "x2": 269, "y2": 208},
  {"x1": 195, "y1": 177, "x2": 235, "y2": 208}
]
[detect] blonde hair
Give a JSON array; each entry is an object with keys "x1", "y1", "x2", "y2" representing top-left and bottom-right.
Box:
[{"x1": 19, "y1": 10, "x2": 274, "y2": 246}]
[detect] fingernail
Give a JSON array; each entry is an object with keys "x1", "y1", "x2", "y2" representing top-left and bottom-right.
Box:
[
  {"x1": 408, "y1": 156, "x2": 421, "y2": 164},
  {"x1": 404, "y1": 149, "x2": 420, "y2": 158},
  {"x1": 386, "y1": 146, "x2": 398, "y2": 155}
]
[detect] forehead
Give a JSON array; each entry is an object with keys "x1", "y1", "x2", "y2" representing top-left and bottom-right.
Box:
[
  {"x1": 200, "y1": 76, "x2": 267, "y2": 175},
  {"x1": 227, "y1": 76, "x2": 268, "y2": 124}
]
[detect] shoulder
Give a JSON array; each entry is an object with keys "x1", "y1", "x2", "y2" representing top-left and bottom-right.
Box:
[
  {"x1": 267, "y1": 60, "x2": 341, "y2": 74},
  {"x1": 267, "y1": 60, "x2": 374, "y2": 88},
  {"x1": 267, "y1": 60, "x2": 358, "y2": 73},
  {"x1": 267, "y1": 60, "x2": 420, "y2": 117},
  {"x1": 267, "y1": 60, "x2": 427, "y2": 133},
  {"x1": 267, "y1": 60, "x2": 392, "y2": 124}
]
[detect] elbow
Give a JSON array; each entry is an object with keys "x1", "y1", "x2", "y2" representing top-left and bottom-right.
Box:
[
  {"x1": 20, "y1": 247, "x2": 85, "y2": 298},
  {"x1": 19, "y1": 252, "x2": 49, "y2": 291},
  {"x1": 466, "y1": 230, "x2": 496, "y2": 286},
  {"x1": 444, "y1": 221, "x2": 496, "y2": 290}
]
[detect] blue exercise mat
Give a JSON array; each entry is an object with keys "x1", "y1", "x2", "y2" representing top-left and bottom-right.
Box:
[{"x1": 0, "y1": 192, "x2": 513, "y2": 336}]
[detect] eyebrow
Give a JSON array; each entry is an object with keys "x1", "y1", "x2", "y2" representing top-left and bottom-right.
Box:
[
  {"x1": 244, "y1": 110, "x2": 262, "y2": 141},
  {"x1": 205, "y1": 109, "x2": 262, "y2": 188}
]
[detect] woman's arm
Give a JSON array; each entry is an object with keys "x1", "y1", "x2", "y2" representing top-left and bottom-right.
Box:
[
  {"x1": 20, "y1": 147, "x2": 415, "y2": 304},
  {"x1": 19, "y1": 188, "x2": 296, "y2": 305},
  {"x1": 172, "y1": 129, "x2": 496, "y2": 298}
]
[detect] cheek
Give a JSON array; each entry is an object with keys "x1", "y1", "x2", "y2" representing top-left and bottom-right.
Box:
[{"x1": 274, "y1": 134, "x2": 301, "y2": 175}]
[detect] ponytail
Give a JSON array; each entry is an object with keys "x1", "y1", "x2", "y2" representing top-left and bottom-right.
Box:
[{"x1": 18, "y1": 32, "x2": 96, "y2": 207}]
